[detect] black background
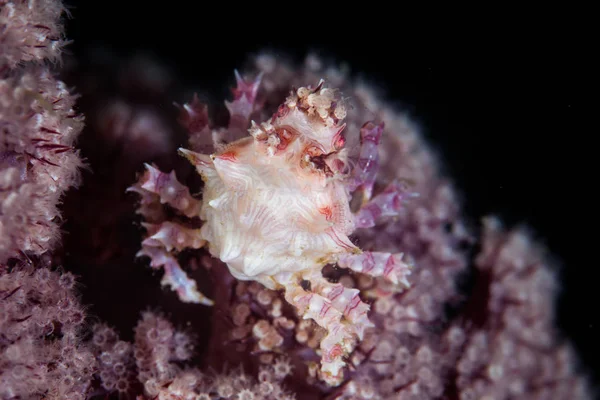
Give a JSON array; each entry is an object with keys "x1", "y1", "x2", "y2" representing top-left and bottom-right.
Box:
[{"x1": 62, "y1": 2, "x2": 596, "y2": 384}]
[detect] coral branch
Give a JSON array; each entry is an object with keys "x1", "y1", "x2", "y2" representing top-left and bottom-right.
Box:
[
  {"x1": 0, "y1": 266, "x2": 95, "y2": 399},
  {"x1": 1, "y1": 1, "x2": 84, "y2": 262}
]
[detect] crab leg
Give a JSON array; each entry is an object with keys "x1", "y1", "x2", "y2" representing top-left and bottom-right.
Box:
[
  {"x1": 353, "y1": 180, "x2": 414, "y2": 229},
  {"x1": 128, "y1": 165, "x2": 211, "y2": 304},
  {"x1": 127, "y1": 184, "x2": 165, "y2": 223},
  {"x1": 141, "y1": 221, "x2": 205, "y2": 252},
  {"x1": 134, "y1": 164, "x2": 201, "y2": 217},
  {"x1": 137, "y1": 246, "x2": 213, "y2": 305},
  {"x1": 348, "y1": 121, "x2": 384, "y2": 201},
  {"x1": 337, "y1": 251, "x2": 412, "y2": 288},
  {"x1": 276, "y1": 271, "x2": 368, "y2": 386},
  {"x1": 302, "y1": 269, "x2": 373, "y2": 339}
]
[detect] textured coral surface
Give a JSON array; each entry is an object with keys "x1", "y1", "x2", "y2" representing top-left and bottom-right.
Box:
[{"x1": 1, "y1": 0, "x2": 83, "y2": 263}]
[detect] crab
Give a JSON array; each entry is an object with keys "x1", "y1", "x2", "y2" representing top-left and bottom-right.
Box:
[{"x1": 129, "y1": 72, "x2": 415, "y2": 385}]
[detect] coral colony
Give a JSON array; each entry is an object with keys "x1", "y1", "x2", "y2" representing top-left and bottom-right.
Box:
[{"x1": 0, "y1": 1, "x2": 593, "y2": 399}]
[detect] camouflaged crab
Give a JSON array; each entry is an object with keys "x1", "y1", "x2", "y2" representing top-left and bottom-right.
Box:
[{"x1": 129, "y1": 72, "x2": 414, "y2": 385}]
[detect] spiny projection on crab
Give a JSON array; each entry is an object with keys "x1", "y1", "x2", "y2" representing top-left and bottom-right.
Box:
[{"x1": 129, "y1": 70, "x2": 415, "y2": 385}]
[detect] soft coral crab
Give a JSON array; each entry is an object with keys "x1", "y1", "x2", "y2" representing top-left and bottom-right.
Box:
[{"x1": 130, "y1": 72, "x2": 414, "y2": 385}]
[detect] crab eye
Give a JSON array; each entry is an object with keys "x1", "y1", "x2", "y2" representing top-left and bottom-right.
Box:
[{"x1": 301, "y1": 144, "x2": 334, "y2": 175}]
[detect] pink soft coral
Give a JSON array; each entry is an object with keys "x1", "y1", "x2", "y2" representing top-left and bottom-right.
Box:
[
  {"x1": 1, "y1": 0, "x2": 84, "y2": 263},
  {"x1": 0, "y1": 266, "x2": 95, "y2": 399}
]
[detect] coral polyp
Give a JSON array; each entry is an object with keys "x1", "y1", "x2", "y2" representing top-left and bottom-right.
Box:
[{"x1": 131, "y1": 73, "x2": 416, "y2": 385}]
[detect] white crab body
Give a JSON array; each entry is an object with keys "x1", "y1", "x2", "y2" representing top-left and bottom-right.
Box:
[{"x1": 199, "y1": 133, "x2": 356, "y2": 289}]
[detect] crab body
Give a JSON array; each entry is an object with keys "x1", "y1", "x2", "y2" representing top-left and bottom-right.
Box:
[{"x1": 194, "y1": 88, "x2": 357, "y2": 288}]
